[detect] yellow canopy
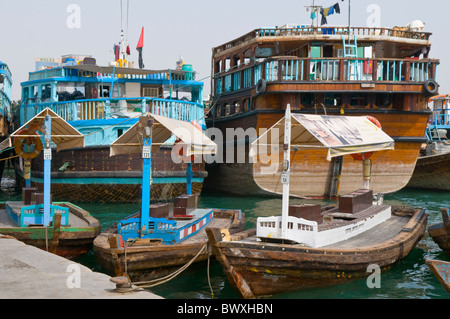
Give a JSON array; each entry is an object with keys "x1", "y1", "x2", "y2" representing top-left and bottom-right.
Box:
[
  {"x1": 250, "y1": 113, "x2": 395, "y2": 161},
  {"x1": 110, "y1": 113, "x2": 217, "y2": 157}
]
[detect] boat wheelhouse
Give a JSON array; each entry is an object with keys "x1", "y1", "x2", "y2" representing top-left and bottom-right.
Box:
[
  {"x1": 0, "y1": 61, "x2": 12, "y2": 121},
  {"x1": 18, "y1": 55, "x2": 207, "y2": 203},
  {"x1": 206, "y1": 24, "x2": 440, "y2": 198}
]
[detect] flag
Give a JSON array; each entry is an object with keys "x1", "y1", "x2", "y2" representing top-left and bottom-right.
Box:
[{"x1": 136, "y1": 27, "x2": 145, "y2": 69}]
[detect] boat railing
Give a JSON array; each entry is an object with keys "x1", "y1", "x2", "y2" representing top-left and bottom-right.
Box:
[
  {"x1": 28, "y1": 67, "x2": 194, "y2": 82},
  {"x1": 256, "y1": 216, "x2": 318, "y2": 246},
  {"x1": 21, "y1": 97, "x2": 205, "y2": 126},
  {"x1": 117, "y1": 217, "x2": 177, "y2": 242},
  {"x1": 19, "y1": 204, "x2": 69, "y2": 228},
  {"x1": 215, "y1": 57, "x2": 438, "y2": 95},
  {"x1": 213, "y1": 26, "x2": 432, "y2": 55}
]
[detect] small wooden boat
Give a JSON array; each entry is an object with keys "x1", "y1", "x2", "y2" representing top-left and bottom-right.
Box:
[
  {"x1": 0, "y1": 108, "x2": 100, "y2": 259},
  {"x1": 94, "y1": 205, "x2": 245, "y2": 282},
  {"x1": 93, "y1": 114, "x2": 245, "y2": 284},
  {"x1": 0, "y1": 200, "x2": 100, "y2": 259},
  {"x1": 428, "y1": 208, "x2": 450, "y2": 256},
  {"x1": 426, "y1": 259, "x2": 450, "y2": 293},
  {"x1": 207, "y1": 105, "x2": 427, "y2": 298},
  {"x1": 207, "y1": 203, "x2": 427, "y2": 298}
]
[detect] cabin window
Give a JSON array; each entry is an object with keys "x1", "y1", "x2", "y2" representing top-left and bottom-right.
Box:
[
  {"x1": 324, "y1": 94, "x2": 343, "y2": 108},
  {"x1": 301, "y1": 93, "x2": 315, "y2": 109},
  {"x1": 243, "y1": 98, "x2": 250, "y2": 112},
  {"x1": 22, "y1": 87, "x2": 29, "y2": 101},
  {"x1": 117, "y1": 129, "x2": 124, "y2": 138},
  {"x1": 375, "y1": 93, "x2": 392, "y2": 109},
  {"x1": 41, "y1": 84, "x2": 51, "y2": 101},
  {"x1": 99, "y1": 85, "x2": 110, "y2": 98},
  {"x1": 349, "y1": 93, "x2": 368, "y2": 108},
  {"x1": 142, "y1": 87, "x2": 159, "y2": 98}
]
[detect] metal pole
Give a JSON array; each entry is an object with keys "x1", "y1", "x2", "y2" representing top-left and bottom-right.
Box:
[
  {"x1": 186, "y1": 162, "x2": 193, "y2": 195},
  {"x1": 140, "y1": 118, "x2": 153, "y2": 238},
  {"x1": 43, "y1": 115, "x2": 52, "y2": 227},
  {"x1": 281, "y1": 104, "x2": 291, "y2": 239}
]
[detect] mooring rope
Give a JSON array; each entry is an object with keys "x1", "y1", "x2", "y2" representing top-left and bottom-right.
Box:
[{"x1": 125, "y1": 243, "x2": 208, "y2": 289}]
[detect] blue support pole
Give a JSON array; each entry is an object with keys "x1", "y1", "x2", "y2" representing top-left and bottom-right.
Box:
[
  {"x1": 140, "y1": 118, "x2": 153, "y2": 238},
  {"x1": 186, "y1": 162, "x2": 192, "y2": 195},
  {"x1": 43, "y1": 115, "x2": 52, "y2": 227}
]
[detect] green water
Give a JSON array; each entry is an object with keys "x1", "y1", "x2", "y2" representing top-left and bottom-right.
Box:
[{"x1": 2, "y1": 176, "x2": 449, "y2": 299}]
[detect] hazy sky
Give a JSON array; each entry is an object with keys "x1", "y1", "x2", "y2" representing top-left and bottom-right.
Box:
[{"x1": 1, "y1": 0, "x2": 448, "y2": 100}]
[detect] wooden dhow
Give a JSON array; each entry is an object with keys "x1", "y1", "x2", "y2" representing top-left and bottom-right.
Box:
[
  {"x1": 206, "y1": 23, "x2": 440, "y2": 198},
  {"x1": 0, "y1": 109, "x2": 100, "y2": 259},
  {"x1": 426, "y1": 259, "x2": 450, "y2": 293},
  {"x1": 206, "y1": 106, "x2": 428, "y2": 298},
  {"x1": 93, "y1": 114, "x2": 245, "y2": 284},
  {"x1": 407, "y1": 95, "x2": 450, "y2": 191},
  {"x1": 428, "y1": 208, "x2": 450, "y2": 256}
]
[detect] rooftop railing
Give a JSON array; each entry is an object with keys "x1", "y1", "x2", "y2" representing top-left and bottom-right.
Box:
[
  {"x1": 20, "y1": 97, "x2": 206, "y2": 126},
  {"x1": 213, "y1": 26, "x2": 432, "y2": 56}
]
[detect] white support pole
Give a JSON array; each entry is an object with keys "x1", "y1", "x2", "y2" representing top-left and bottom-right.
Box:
[{"x1": 280, "y1": 104, "x2": 291, "y2": 239}]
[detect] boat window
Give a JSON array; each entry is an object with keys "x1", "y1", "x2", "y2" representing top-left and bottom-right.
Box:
[
  {"x1": 349, "y1": 93, "x2": 368, "y2": 108},
  {"x1": 375, "y1": 93, "x2": 392, "y2": 109},
  {"x1": 99, "y1": 85, "x2": 110, "y2": 98},
  {"x1": 41, "y1": 84, "x2": 51, "y2": 101},
  {"x1": 301, "y1": 93, "x2": 316, "y2": 109},
  {"x1": 324, "y1": 94, "x2": 343, "y2": 108},
  {"x1": 22, "y1": 87, "x2": 29, "y2": 101}
]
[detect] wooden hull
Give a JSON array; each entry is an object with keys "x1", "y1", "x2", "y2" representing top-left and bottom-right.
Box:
[
  {"x1": 407, "y1": 152, "x2": 450, "y2": 191},
  {"x1": 0, "y1": 202, "x2": 101, "y2": 259},
  {"x1": 206, "y1": 110, "x2": 428, "y2": 198},
  {"x1": 21, "y1": 146, "x2": 207, "y2": 203},
  {"x1": 93, "y1": 209, "x2": 245, "y2": 283},
  {"x1": 207, "y1": 208, "x2": 427, "y2": 298},
  {"x1": 428, "y1": 208, "x2": 450, "y2": 256},
  {"x1": 426, "y1": 259, "x2": 450, "y2": 293}
]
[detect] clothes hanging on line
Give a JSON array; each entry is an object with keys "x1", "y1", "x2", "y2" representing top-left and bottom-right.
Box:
[{"x1": 320, "y1": 2, "x2": 341, "y2": 25}]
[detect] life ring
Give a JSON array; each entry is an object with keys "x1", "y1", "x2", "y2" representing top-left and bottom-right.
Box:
[
  {"x1": 351, "y1": 116, "x2": 382, "y2": 161},
  {"x1": 256, "y1": 79, "x2": 266, "y2": 94},
  {"x1": 14, "y1": 129, "x2": 43, "y2": 160},
  {"x1": 423, "y1": 79, "x2": 439, "y2": 95},
  {"x1": 173, "y1": 121, "x2": 202, "y2": 163}
]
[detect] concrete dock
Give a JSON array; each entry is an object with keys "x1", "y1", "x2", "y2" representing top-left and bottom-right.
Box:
[{"x1": 0, "y1": 234, "x2": 163, "y2": 299}]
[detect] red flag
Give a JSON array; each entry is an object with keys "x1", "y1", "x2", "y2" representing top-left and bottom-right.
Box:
[{"x1": 136, "y1": 27, "x2": 144, "y2": 49}]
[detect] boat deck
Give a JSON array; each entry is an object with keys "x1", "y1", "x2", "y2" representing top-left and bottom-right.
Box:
[
  {"x1": 0, "y1": 202, "x2": 91, "y2": 229},
  {"x1": 239, "y1": 214, "x2": 411, "y2": 250}
]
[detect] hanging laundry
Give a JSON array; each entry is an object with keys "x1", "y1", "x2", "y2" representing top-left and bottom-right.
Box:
[
  {"x1": 329, "y1": 5, "x2": 335, "y2": 15},
  {"x1": 334, "y1": 3, "x2": 340, "y2": 14},
  {"x1": 323, "y1": 7, "x2": 330, "y2": 17},
  {"x1": 114, "y1": 44, "x2": 120, "y2": 61},
  {"x1": 311, "y1": 11, "x2": 317, "y2": 20},
  {"x1": 136, "y1": 27, "x2": 145, "y2": 69},
  {"x1": 320, "y1": 9, "x2": 328, "y2": 25}
]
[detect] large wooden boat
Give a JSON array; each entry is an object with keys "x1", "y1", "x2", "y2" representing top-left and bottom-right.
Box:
[
  {"x1": 206, "y1": 23, "x2": 440, "y2": 198},
  {"x1": 407, "y1": 95, "x2": 450, "y2": 191},
  {"x1": 0, "y1": 61, "x2": 14, "y2": 180},
  {"x1": 94, "y1": 114, "x2": 245, "y2": 285},
  {"x1": 428, "y1": 208, "x2": 450, "y2": 256},
  {"x1": 17, "y1": 38, "x2": 207, "y2": 203},
  {"x1": 0, "y1": 109, "x2": 101, "y2": 259},
  {"x1": 206, "y1": 107, "x2": 427, "y2": 298}
]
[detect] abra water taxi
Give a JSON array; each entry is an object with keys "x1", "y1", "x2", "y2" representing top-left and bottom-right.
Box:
[
  {"x1": 207, "y1": 106, "x2": 427, "y2": 298},
  {"x1": 0, "y1": 109, "x2": 100, "y2": 259},
  {"x1": 94, "y1": 114, "x2": 245, "y2": 284}
]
